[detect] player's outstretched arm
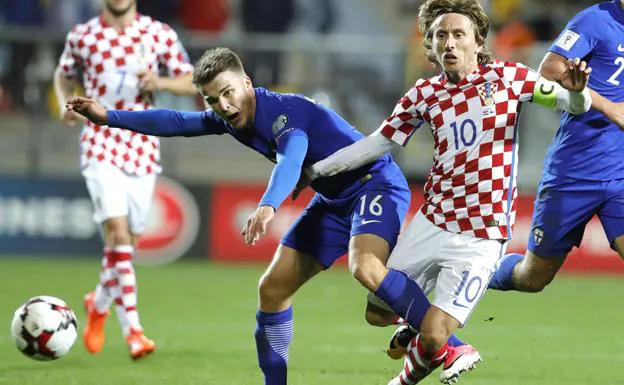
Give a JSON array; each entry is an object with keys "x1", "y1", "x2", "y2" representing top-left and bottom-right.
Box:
[
  {"x1": 533, "y1": 54, "x2": 592, "y2": 115},
  {"x1": 540, "y1": 52, "x2": 624, "y2": 127},
  {"x1": 66, "y1": 96, "x2": 227, "y2": 137},
  {"x1": 306, "y1": 134, "x2": 399, "y2": 180}
]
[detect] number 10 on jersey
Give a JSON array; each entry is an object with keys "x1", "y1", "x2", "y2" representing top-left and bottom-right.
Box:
[{"x1": 450, "y1": 119, "x2": 477, "y2": 150}]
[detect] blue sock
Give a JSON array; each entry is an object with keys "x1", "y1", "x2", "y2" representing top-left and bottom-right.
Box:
[
  {"x1": 255, "y1": 307, "x2": 293, "y2": 385},
  {"x1": 488, "y1": 253, "x2": 523, "y2": 291},
  {"x1": 377, "y1": 269, "x2": 465, "y2": 347}
]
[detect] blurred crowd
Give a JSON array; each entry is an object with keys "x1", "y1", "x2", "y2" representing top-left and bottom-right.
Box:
[
  {"x1": 0, "y1": 0, "x2": 604, "y2": 114},
  {"x1": 0, "y1": 0, "x2": 335, "y2": 112}
]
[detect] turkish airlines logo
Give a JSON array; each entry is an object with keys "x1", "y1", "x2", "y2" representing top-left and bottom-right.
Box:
[{"x1": 136, "y1": 176, "x2": 199, "y2": 265}]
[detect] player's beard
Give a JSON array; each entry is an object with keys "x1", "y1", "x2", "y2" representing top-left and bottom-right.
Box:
[{"x1": 105, "y1": 0, "x2": 135, "y2": 17}]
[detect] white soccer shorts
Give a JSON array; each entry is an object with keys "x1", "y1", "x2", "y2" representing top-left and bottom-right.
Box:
[
  {"x1": 369, "y1": 211, "x2": 507, "y2": 326},
  {"x1": 82, "y1": 161, "x2": 156, "y2": 234}
]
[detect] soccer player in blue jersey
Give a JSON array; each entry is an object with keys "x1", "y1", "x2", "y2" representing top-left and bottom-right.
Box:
[
  {"x1": 66, "y1": 47, "x2": 477, "y2": 385},
  {"x1": 489, "y1": 0, "x2": 624, "y2": 292}
]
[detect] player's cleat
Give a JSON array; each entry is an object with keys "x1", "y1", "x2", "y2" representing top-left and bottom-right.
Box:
[
  {"x1": 126, "y1": 329, "x2": 156, "y2": 360},
  {"x1": 387, "y1": 323, "x2": 416, "y2": 360},
  {"x1": 83, "y1": 291, "x2": 109, "y2": 354},
  {"x1": 439, "y1": 344, "x2": 482, "y2": 384},
  {"x1": 387, "y1": 335, "x2": 447, "y2": 385}
]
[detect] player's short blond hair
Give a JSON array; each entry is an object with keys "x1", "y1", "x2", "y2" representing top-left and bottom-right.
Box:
[
  {"x1": 418, "y1": 0, "x2": 493, "y2": 67},
  {"x1": 193, "y1": 47, "x2": 245, "y2": 86}
]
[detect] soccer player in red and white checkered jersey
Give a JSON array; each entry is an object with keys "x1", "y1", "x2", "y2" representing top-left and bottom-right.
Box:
[
  {"x1": 299, "y1": 0, "x2": 592, "y2": 383},
  {"x1": 53, "y1": 0, "x2": 196, "y2": 360}
]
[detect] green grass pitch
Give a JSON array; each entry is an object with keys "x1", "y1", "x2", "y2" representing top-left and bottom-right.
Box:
[{"x1": 0, "y1": 257, "x2": 622, "y2": 385}]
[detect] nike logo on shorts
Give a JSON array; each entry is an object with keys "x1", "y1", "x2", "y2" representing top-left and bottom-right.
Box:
[{"x1": 361, "y1": 219, "x2": 382, "y2": 225}]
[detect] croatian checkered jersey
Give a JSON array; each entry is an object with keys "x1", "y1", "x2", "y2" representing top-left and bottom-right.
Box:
[
  {"x1": 377, "y1": 60, "x2": 539, "y2": 240},
  {"x1": 58, "y1": 15, "x2": 193, "y2": 176}
]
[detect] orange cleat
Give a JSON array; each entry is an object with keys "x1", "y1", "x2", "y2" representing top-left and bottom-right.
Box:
[
  {"x1": 126, "y1": 329, "x2": 156, "y2": 360},
  {"x1": 83, "y1": 291, "x2": 109, "y2": 354}
]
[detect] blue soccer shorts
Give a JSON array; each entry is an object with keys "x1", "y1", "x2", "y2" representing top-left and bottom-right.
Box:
[
  {"x1": 528, "y1": 176, "x2": 624, "y2": 257},
  {"x1": 281, "y1": 163, "x2": 411, "y2": 268}
]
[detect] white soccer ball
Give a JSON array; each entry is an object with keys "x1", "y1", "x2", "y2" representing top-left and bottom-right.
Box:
[{"x1": 11, "y1": 296, "x2": 78, "y2": 361}]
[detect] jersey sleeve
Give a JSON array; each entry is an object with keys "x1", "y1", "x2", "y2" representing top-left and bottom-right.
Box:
[
  {"x1": 156, "y1": 23, "x2": 194, "y2": 77},
  {"x1": 57, "y1": 26, "x2": 83, "y2": 78},
  {"x1": 502, "y1": 62, "x2": 541, "y2": 102},
  {"x1": 375, "y1": 84, "x2": 426, "y2": 147},
  {"x1": 549, "y1": 10, "x2": 598, "y2": 60}
]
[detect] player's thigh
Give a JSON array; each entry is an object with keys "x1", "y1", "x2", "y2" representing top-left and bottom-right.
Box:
[
  {"x1": 366, "y1": 212, "x2": 443, "y2": 310},
  {"x1": 433, "y1": 233, "x2": 506, "y2": 327},
  {"x1": 348, "y1": 180, "x2": 410, "y2": 286},
  {"x1": 258, "y1": 244, "x2": 325, "y2": 311},
  {"x1": 126, "y1": 173, "x2": 157, "y2": 235},
  {"x1": 83, "y1": 162, "x2": 130, "y2": 234},
  {"x1": 598, "y1": 178, "x2": 624, "y2": 258},
  {"x1": 528, "y1": 180, "x2": 601, "y2": 257},
  {"x1": 350, "y1": 179, "x2": 411, "y2": 260},
  {"x1": 281, "y1": 194, "x2": 351, "y2": 269}
]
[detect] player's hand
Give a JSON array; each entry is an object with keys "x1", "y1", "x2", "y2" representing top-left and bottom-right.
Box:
[
  {"x1": 65, "y1": 97, "x2": 108, "y2": 125},
  {"x1": 555, "y1": 58, "x2": 592, "y2": 93},
  {"x1": 241, "y1": 205, "x2": 276, "y2": 245},
  {"x1": 138, "y1": 70, "x2": 160, "y2": 93},
  {"x1": 60, "y1": 108, "x2": 86, "y2": 127},
  {"x1": 291, "y1": 173, "x2": 312, "y2": 201}
]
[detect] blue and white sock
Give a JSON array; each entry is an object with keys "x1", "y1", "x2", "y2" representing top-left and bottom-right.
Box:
[
  {"x1": 488, "y1": 253, "x2": 523, "y2": 291},
  {"x1": 255, "y1": 307, "x2": 294, "y2": 385},
  {"x1": 376, "y1": 269, "x2": 465, "y2": 347}
]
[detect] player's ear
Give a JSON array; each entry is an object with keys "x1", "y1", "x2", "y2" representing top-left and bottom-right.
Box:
[{"x1": 244, "y1": 74, "x2": 253, "y2": 88}]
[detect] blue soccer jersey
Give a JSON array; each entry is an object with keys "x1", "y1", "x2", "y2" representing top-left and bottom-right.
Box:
[
  {"x1": 546, "y1": 0, "x2": 624, "y2": 181},
  {"x1": 106, "y1": 87, "x2": 411, "y2": 267}
]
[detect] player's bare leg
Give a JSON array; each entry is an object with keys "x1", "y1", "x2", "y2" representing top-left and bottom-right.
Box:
[
  {"x1": 256, "y1": 245, "x2": 324, "y2": 385},
  {"x1": 511, "y1": 251, "x2": 566, "y2": 292},
  {"x1": 490, "y1": 251, "x2": 566, "y2": 293}
]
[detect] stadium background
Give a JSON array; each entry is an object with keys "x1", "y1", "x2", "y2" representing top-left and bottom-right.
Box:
[{"x1": 0, "y1": 1, "x2": 623, "y2": 385}]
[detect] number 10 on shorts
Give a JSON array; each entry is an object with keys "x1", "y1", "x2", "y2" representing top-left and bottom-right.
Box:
[{"x1": 452, "y1": 270, "x2": 485, "y2": 308}]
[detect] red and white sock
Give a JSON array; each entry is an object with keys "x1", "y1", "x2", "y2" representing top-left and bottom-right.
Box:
[
  {"x1": 93, "y1": 248, "x2": 116, "y2": 314},
  {"x1": 109, "y1": 245, "x2": 142, "y2": 337},
  {"x1": 400, "y1": 335, "x2": 448, "y2": 385}
]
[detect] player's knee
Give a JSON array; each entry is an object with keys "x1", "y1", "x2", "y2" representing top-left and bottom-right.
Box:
[
  {"x1": 348, "y1": 253, "x2": 386, "y2": 292},
  {"x1": 257, "y1": 273, "x2": 289, "y2": 306},
  {"x1": 107, "y1": 226, "x2": 132, "y2": 246},
  {"x1": 419, "y1": 326, "x2": 448, "y2": 352}
]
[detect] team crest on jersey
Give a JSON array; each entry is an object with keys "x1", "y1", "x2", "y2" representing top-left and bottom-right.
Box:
[
  {"x1": 533, "y1": 227, "x2": 545, "y2": 246},
  {"x1": 478, "y1": 82, "x2": 497, "y2": 106},
  {"x1": 272, "y1": 114, "x2": 289, "y2": 134}
]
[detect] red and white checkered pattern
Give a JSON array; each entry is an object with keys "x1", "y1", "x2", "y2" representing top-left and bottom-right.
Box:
[
  {"x1": 377, "y1": 60, "x2": 539, "y2": 240},
  {"x1": 58, "y1": 14, "x2": 193, "y2": 176}
]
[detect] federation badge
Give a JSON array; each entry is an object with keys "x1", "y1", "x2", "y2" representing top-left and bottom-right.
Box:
[
  {"x1": 478, "y1": 81, "x2": 498, "y2": 106},
  {"x1": 272, "y1": 114, "x2": 288, "y2": 135},
  {"x1": 532, "y1": 227, "x2": 545, "y2": 246}
]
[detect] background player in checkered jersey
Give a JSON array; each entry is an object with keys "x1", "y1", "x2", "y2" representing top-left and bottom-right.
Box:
[
  {"x1": 294, "y1": 0, "x2": 592, "y2": 383},
  {"x1": 488, "y1": 1, "x2": 624, "y2": 296},
  {"x1": 53, "y1": 0, "x2": 196, "y2": 360}
]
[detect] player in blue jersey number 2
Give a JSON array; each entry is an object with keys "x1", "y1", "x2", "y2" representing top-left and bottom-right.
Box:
[
  {"x1": 490, "y1": 0, "x2": 624, "y2": 293},
  {"x1": 66, "y1": 47, "x2": 478, "y2": 384}
]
